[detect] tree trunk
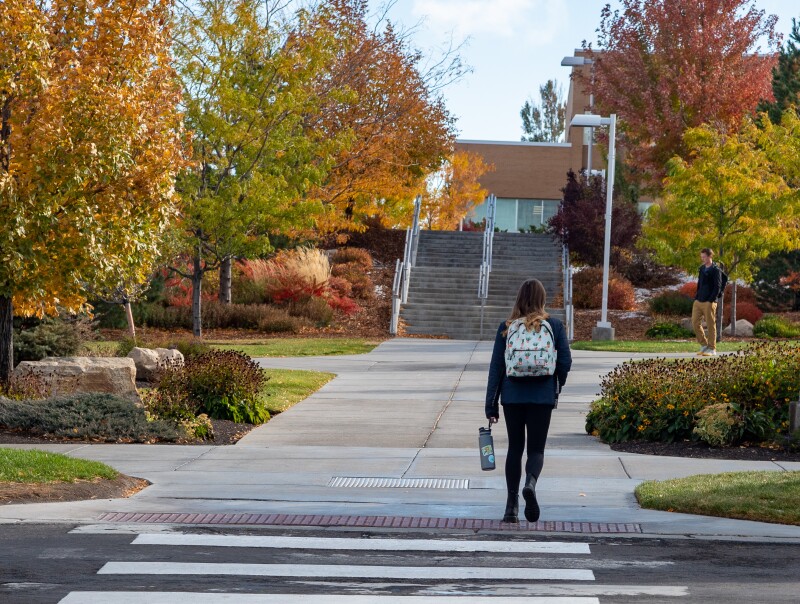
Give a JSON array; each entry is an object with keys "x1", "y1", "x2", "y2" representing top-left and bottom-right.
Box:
[
  {"x1": 0, "y1": 295, "x2": 12, "y2": 387},
  {"x1": 731, "y1": 282, "x2": 737, "y2": 336},
  {"x1": 123, "y1": 299, "x2": 136, "y2": 340},
  {"x1": 192, "y1": 255, "x2": 203, "y2": 339},
  {"x1": 219, "y1": 256, "x2": 232, "y2": 304}
]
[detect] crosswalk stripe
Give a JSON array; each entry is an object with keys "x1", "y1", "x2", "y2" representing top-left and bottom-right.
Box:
[
  {"x1": 131, "y1": 533, "x2": 591, "y2": 554},
  {"x1": 60, "y1": 594, "x2": 601, "y2": 604},
  {"x1": 97, "y1": 562, "x2": 596, "y2": 581}
]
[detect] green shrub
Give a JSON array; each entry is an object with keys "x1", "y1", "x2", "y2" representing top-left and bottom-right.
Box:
[
  {"x1": 645, "y1": 322, "x2": 695, "y2": 339},
  {"x1": 13, "y1": 318, "x2": 85, "y2": 364},
  {"x1": 649, "y1": 291, "x2": 694, "y2": 316},
  {"x1": 331, "y1": 247, "x2": 373, "y2": 271},
  {"x1": 754, "y1": 315, "x2": 800, "y2": 338},
  {"x1": 158, "y1": 350, "x2": 270, "y2": 425},
  {"x1": 585, "y1": 342, "x2": 799, "y2": 445},
  {"x1": 0, "y1": 394, "x2": 181, "y2": 442},
  {"x1": 693, "y1": 403, "x2": 742, "y2": 447}
]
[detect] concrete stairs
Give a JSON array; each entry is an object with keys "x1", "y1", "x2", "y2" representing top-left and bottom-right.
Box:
[{"x1": 400, "y1": 231, "x2": 565, "y2": 340}]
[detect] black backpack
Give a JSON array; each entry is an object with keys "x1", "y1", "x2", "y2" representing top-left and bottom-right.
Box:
[{"x1": 717, "y1": 265, "x2": 728, "y2": 299}]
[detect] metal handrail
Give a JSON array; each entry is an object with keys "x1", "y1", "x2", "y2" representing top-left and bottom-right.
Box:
[
  {"x1": 562, "y1": 244, "x2": 574, "y2": 341},
  {"x1": 390, "y1": 195, "x2": 422, "y2": 335},
  {"x1": 478, "y1": 194, "x2": 497, "y2": 338}
]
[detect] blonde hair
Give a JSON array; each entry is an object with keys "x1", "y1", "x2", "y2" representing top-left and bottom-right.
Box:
[{"x1": 504, "y1": 279, "x2": 549, "y2": 335}]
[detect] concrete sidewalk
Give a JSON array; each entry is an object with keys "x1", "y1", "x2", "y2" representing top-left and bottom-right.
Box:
[{"x1": 2, "y1": 338, "x2": 799, "y2": 541}]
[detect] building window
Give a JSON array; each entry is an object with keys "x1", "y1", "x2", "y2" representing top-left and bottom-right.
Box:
[{"x1": 470, "y1": 198, "x2": 560, "y2": 232}]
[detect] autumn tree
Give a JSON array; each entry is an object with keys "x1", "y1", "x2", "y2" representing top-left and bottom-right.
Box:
[
  {"x1": 420, "y1": 151, "x2": 493, "y2": 230},
  {"x1": 759, "y1": 18, "x2": 800, "y2": 123},
  {"x1": 309, "y1": 0, "x2": 460, "y2": 233},
  {"x1": 644, "y1": 118, "x2": 799, "y2": 284},
  {"x1": 0, "y1": 0, "x2": 185, "y2": 383},
  {"x1": 172, "y1": 0, "x2": 353, "y2": 335},
  {"x1": 548, "y1": 170, "x2": 642, "y2": 266},
  {"x1": 520, "y1": 79, "x2": 566, "y2": 142},
  {"x1": 584, "y1": 0, "x2": 779, "y2": 190}
]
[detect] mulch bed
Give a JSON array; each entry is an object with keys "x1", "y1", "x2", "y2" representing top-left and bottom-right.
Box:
[
  {"x1": 0, "y1": 418, "x2": 256, "y2": 447},
  {"x1": 0, "y1": 474, "x2": 149, "y2": 505},
  {"x1": 611, "y1": 439, "x2": 800, "y2": 462}
]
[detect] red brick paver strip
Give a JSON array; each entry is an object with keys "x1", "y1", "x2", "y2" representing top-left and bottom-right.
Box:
[{"x1": 98, "y1": 512, "x2": 642, "y2": 533}]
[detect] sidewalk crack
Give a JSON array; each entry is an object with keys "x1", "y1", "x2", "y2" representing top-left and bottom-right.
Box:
[
  {"x1": 400, "y1": 448, "x2": 422, "y2": 478},
  {"x1": 772, "y1": 461, "x2": 788, "y2": 471},
  {"x1": 421, "y1": 340, "x2": 481, "y2": 449},
  {"x1": 173, "y1": 447, "x2": 215, "y2": 471},
  {"x1": 618, "y1": 457, "x2": 632, "y2": 479}
]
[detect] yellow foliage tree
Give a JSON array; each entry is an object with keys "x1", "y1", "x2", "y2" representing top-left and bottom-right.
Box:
[
  {"x1": 0, "y1": 0, "x2": 187, "y2": 382},
  {"x1": 421, "y1": 152, "x2": 494, "y2": 230}
]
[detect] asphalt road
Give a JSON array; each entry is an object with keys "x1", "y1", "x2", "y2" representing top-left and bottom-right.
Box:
[{"x1": 1, "y1": 523, "x2": 799, "y2": 604}]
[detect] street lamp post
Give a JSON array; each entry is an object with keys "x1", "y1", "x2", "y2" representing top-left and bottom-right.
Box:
[
  {"x1": 569, "y1": 113, "x2": 617, "y2": 341},
  {"x1": 561, "y1": 56, "x2": 595, "y2": 173}
]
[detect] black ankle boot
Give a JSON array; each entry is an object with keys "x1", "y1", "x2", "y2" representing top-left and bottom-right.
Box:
[
  {"x1": 522, "y1": 474, "x2": 540, "y2": 523},
  {"x1": 502, "y1": 491, "x2": 519, "y2": 523}
]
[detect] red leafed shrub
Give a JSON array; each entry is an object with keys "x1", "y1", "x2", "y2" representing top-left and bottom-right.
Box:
[
  {"x1": 679, "y1": 282, "x2": 697, "y2": 298},
  {"x1": 724, "y1": 302, "x2": 763, "y2": 325},
  {"x1": 573, "y1": 267, "x2": 636, "y2": 310},
  {"x1": 332, "y1": 262, "x2": 374, "y2": 299},
  {"x1": 327, "y1": 295, "x2": 360, "y2": 314},
  {"x1": 328, "y1": 276, "x2": 353, "y2": 299}
]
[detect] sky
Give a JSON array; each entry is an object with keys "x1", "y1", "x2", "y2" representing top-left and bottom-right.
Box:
[{"x1": 375, "y1": 0, "x2": 800, "y2": 141}]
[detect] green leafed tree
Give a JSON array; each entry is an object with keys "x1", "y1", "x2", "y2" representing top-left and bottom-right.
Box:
[
  {"x1": 520, "y1": 79, "x2": 566, "y2": 142},
  {"x1": 758, "y1": 18, "x2": 800, "y2": 124},
  {"x1": 173, "y1": 0, "x2": 353, "y2": 336},
  {"x1": 644, "y1": 116, "x2": 800, "y2": 283}
]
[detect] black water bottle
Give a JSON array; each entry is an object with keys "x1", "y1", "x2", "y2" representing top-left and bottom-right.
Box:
[{"x1": 478, "y1": 425, "x2": 496, "y2": 471}]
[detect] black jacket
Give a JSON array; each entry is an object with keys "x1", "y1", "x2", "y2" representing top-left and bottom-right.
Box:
[
  {"x1": 696, "y1": 263, "x2": 723, "y2": 302},
  {"x1": 485, "y1": 317, "x2": 572, "y2": 419}
]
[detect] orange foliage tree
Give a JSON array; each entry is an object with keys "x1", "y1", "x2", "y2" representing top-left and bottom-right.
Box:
[
  {"x1": 0, "y1": 0, "x2": 186, "y2": 383},
  {"x1": 583, "y1": 0, "x2": 779, "y2": 190},
  {"x1": 309, "y1": 0, "x2": 461, "y2": 233},
  {"x1": 421, "y1": 151, "x2": 494, "y2": 230}
]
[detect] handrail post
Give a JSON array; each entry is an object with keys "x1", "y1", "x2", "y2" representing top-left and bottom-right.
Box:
[{"x1": 390, "y1": 258, "x2": 402, "y2": 335}]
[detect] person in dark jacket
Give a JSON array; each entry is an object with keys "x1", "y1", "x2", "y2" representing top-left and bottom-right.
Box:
[
  {"x1": 692, "y1": 248, "x2": 724, "y2": 356},
  {"x1": 485, "y1": 278, "x2": 572, "y2": 523}
]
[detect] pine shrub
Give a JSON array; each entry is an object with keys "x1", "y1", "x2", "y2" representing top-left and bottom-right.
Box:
[
  {"x1": 0, "y1": 394, "x2": 181, "y2": 442},
  {"x1": 649, "y1": 291, "x2": 694, "y2": 316}
]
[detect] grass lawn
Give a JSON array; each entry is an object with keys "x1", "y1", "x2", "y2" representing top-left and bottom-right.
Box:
[
  {"x1": 262, "y1": 368, "x2": 335, "y2": 415},
  {"x1": 211, "y1": 338, "x2": 381, "y2": 358},
  {"x1": 636, "y1": 471, "x2": 800, "y2": 526},
  {"x1": 571, "y1": 340, "x2": 751, "y2": 353},
  {"x1": 0, "y1": 448, "x2": 118, "y2": 483}
]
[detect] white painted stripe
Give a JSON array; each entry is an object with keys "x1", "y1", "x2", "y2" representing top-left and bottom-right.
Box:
[
  {"x1": 132, "y1": 533, "x2": 591, "y2": 554},
  {"x1": 97, "y1": 562, "x2": 595, "y2": 581},
  {"x1": 60, "y1": 594, "x2": 601, "y2": 604}
]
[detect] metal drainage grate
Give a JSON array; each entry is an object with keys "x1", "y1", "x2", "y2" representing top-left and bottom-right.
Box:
[{"x1": 328, "y1": 477, "x2": 469, "y2": 489}]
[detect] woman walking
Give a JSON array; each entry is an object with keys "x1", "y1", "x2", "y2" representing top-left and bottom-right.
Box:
[{"x1": 485, "y1": 279, "x2": 572, "y2": 523}]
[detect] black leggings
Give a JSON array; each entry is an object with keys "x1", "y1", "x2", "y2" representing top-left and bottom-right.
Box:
[{"x1": 502, "y1": 404, "x2": 553, "y2": 493}]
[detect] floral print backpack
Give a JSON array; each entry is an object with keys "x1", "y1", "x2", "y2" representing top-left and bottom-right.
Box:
[{"x1": 505, "y1": 319, "x2": 557, "y2": 377}]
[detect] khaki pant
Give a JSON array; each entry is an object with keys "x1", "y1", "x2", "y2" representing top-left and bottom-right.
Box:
[{"x1": 692, "y1": 300, "x2": 717, "y2": 349}]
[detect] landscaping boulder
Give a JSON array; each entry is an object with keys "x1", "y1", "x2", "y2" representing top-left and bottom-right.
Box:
[
  {"x1": 127, "y1": 347, "x2": 184, "y2": 382},
  {"x1": 680, "y1": 318, "x2": 694, "y2": 332},
  {"x1": 11, "y1": 357, "x2": 140, "y2": 404},
  {"x1": 723, "y1": 319, "x2": 754, "y2": 337}
]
